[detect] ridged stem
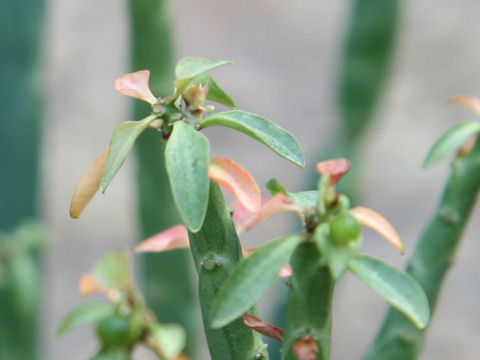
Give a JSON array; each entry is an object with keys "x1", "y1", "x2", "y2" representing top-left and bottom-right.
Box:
[
  {"x1": 281, "y1": 242, "x2": 334, "y2": 360},
  {"x1": 364, "y1": 140, "x2": 480, "y2": 359},
  {"x1": 128, "y1": 0, "x2": 198, "y2": 355},
  {"x1": 189, "y1": 182, "x2": 268, "y2": 360}
]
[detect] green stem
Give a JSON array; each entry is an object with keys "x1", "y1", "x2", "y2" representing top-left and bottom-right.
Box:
[
  {"x1": 0, "y1": 0, "x2": 45, "y2": 359},
  {"x1": 281, "y1": 242, "x2": 334, "y2": 360},
  {"x1": 338, "y1": 0, "x2": 401, "y2": 141},
  {"x1": 189, "y1": 182, "x2": 268, "y2": 360},
  {"x1": 364, "y1": 141, "x2": 480, "y2": 359},
  {"x1": 128, "y1": 0, "x2": 198, "y2": 355}
]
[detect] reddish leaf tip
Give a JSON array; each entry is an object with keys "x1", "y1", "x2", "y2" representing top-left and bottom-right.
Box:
[
  {"x1": 114, "y1": 70, "x2": 157, "y2": 104},
  {"x1": 316, "y1": 158, "x2": 352, "y2": 185},
  {"x1": 293, "y1": 335, "x2": 319, "y2": 360},
  {"x1": 135, "y1": 225, "x2": 189, "y2": 253},
  {"x1": 242, "y1": 314, "x2": 284, "y2": 341},
  {"x1": 448, "y1": 95, "x2": 480, "y2": 114},
  {"x1": 209, "y1": 157, "x2": 261, "y2": 213}
]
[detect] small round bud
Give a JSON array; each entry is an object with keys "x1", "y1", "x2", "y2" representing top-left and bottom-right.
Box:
[
  {"x1": 329, "y1": 215, "x2": 362, "y2": 245},
  {"x1": 96, "y1": 315, "x2": 133, "y2": 347}
]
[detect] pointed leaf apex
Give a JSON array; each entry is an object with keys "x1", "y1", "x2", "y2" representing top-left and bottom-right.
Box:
[
  {"x1": 242, "y1": 314, "x2": 284, "y2": 341},
  {"x1": 209, "y1": 158, "x2": 261, "y2": 213},
  {"x1": 114, "y1": 70, "x2": 157, "y2": 104},
  {"x1": 316, "y1": 158, "x2": 352, "y2": 185},
  {"x1": 239, "y1": 194, "x2": 304, "y2": 231},
  {"x1": 349, "y1": 207, "x2": 405, "y2": 254},
  {"x1": 135, "y1": 225, "x2": 189, "y2": 253},
  {"x1": 70, "y1": 148, "x2": 109, "y2": 218}
]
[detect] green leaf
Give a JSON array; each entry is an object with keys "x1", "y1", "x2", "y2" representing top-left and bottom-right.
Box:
[
  {"x1": 150, "y1": 323, "x2": 186, "y2": 360},
  {"x1": 175, "y1": 57, "x2": 232, "y2": 94},
  {"x1": 57, "y1": 301, "x2": 113, "y2": 335},
  {"x1": 315, "y1": 224, "x2": 363, "y2": 279},
  {"x1": 266, "y1": 178, "x2": 288, "y2": 195},
  {"x1": 165, "y1": 121, "x2": 210, "y2": 232},
  {"x1": 348, "y1": 255, "x2": 430, "y2": 329},
  {"x1": 92, "y1": 251, "x2": 133, "y2": 291},
  {"x1": 287, "y1": 190, "x2": 319, "y2": 208},
  {"x1": 101, "y1": 115, "x2": 158, "y2": 192},
  {"x1": 200, "y1": 110, "x2": 305, "y2": 167},
  {"x1": 424, "y1": 121, "x2": 480, "y2": 167},
  {"x1": 210, "y1": 234, "x2": 304, "y2": 328},
  {"x1": 192, "y1": 74, "x2": 236, "y2": 108}
]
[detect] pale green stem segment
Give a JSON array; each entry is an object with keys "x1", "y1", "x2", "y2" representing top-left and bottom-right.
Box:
[
  {"x1": 128, "y1": 0, "x2": 198, "y2": 355},
  {"x1": 189, "y1": 182, "x2": 268, "y2": 360},
  {"x1": 364, "y1": 141, "x2": 480, "y2": 360},
  {"x1": 281, "y1": 242, "x2": 334, "y2": 360},
  {"x1": 0, "y1": 0, "x2": 45, "y2": 359}
]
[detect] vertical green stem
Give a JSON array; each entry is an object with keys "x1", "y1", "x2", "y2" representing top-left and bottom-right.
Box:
[
  {"x1": 364, "y1": 141, "x2": 480, "y2": 359},
  {"x1": 189, "y1": 182, "x2": 268, "y2": 360},
  {"x1": 0, "y1": 0, "x2": 45, "y2": 359},
  {"x1": 281, "y1": 242, "x2": 334, "y2": 360},
  {"x1": 128, "y1": 0, "x2": 198, "y2": 355}
]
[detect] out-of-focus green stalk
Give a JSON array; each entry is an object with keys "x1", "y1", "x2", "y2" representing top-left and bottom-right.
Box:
[
  {"x1": 0, "y1": 0, "x2": 46, "y2": 359},
  {"x1": 338, "y1": 0, "x2": 401, "y2": 141},
  {"x1": 364, "y1": 141, "x2": 480, "y2": 359},
  {"x1": 310, "y1": 0, "x2": 402, "y2": 194},
  {"x1": 281, "y1": 242, "x2": 334, "y2": 360},
  {"x1": 128, "y1": 0, "x2": 198, "y2": 355},
  {"x1": 189, "y1": 182, "x2": 268, "y2": 359}
]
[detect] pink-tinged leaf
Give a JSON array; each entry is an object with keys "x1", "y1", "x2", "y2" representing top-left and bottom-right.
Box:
[
  {"x1": 114, "y1": 70, "x2": 157, "y2": 105},
  {"x1": 79, "y1": 273, "x2": 101, "y2": 297},
  {"x1": 448, "y1": 95, "x2": 480, "y2": 114},
  {"x1": 70, "y1": 148, "x2": 109, "y2": 219},
  {"x1": 79, "y1": 273, "x2": 122, "y2": 301},
  {"x1": 293, "y1": 335, "x2": 319, "y2": 360},
  {"x1": 316, "y1": 158, "x2": 352, "y2": 185},
  {"x1": 135, "y1": 225, "x2": 189, "y2": 253},
  {"x1": 241, "y1": 194, "x2": 304, "y2": 231},
  {"x1": 243, "y1": 247, "x2": 293, "y2": 278},
  {"x1": 209, "y1": 158, "x2": 261, "y2": 213},
  {"x1": 349, "y1": 206, "x2": 405, "y2": 254},
  {"x1": 242, "y1": 314, "x2": 284, "y2": 341}
]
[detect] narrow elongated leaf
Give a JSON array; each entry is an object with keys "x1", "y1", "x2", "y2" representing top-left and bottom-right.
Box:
[
  {"x1": 348, "y1": 255, "x2": 430, "y2": 329},
  {"x1": 70, "y1": 148, "x2": 109, "y2": 218},
  {"x1": 165, "y1": 121, "x2": 210, "y2": 232},
  {"x1": 349, "y1": 206, "x2": 404, "y2": 254},
  {"x1": 101, "y1": 115, "x2": 158, "y2": 192},
  {"x1": 175, "y1": 57, "x2": 232, "y2": 94},
  {"x1": 208, "y1": 157, "x2": 261, "y2": 213},
  {"x1": 57, "y1": 301, "x2": 113, "y2": 335},
  {"x1": 424, "y1": 121, "x2": 480, "y2": 167},
  {"x1": 199, "y1": 110, "x2": 305, "y2": 167},
  {"x1": 135, "y1": 225, "x2": 189, "y2": 253},
  {"x1": 92, "y1": 251, "x2": 133, "y2": 291},
  {"x1": 210, "y1": 234, "x2": 304, "y2": 328},
  {"x1": 192, "y1": 73, "x2": 236, "y2": 108}
]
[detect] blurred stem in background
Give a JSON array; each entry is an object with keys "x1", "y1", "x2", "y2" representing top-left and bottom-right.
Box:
[
  {"x1": 0, "y1": 0, "x2": 47, "y2": 359},
  {"x1": 128, "y1": 0, "x2": 198, "y2": 355},
  {"x1": 364, "y1": 134, "x2": 480, "y2": 359},
  {"x1": 269, "y1": 1, "x2": 402, "y2": 358}
]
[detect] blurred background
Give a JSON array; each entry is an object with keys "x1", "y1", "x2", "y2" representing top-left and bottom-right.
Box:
[{"x1": 2, "y1": 0, "x2": 480, "y2": 359}]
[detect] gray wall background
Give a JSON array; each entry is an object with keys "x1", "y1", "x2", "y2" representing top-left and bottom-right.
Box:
[{"x1": 44, "y1": 0, "x2": 480, "y2": 359}]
